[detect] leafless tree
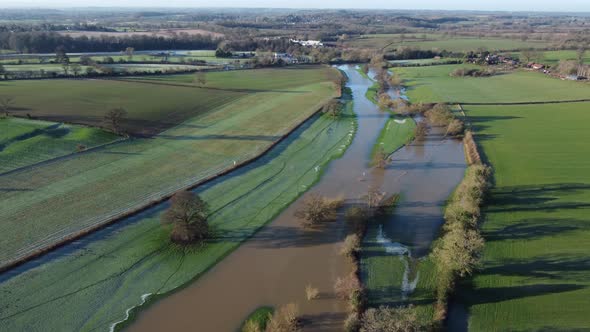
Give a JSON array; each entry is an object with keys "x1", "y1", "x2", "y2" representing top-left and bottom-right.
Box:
[
  {"x1": 161, "y1": 190, "x2": 209, "y2": 244},
  {"x1": 103, "y1": 107, "x2": 128, "y2": 134},
  {"x1": 0, "y1": 96, "x2": 15, "y2": 116},
  {"x1": 194, "y1": 71, "x2": 207, "y2": 87}
]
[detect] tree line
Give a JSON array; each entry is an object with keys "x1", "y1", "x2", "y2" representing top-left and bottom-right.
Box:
[{"x1": 0, "y1": 31, "x2": 221, "y2": 53}]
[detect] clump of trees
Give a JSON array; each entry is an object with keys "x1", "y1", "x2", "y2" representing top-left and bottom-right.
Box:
[
  {"x1": 424, "y1": 103, "x2": 465, "y2": 137},
  {"x1": 431, "y1": 164, "x2": 490, "y2": 321},
  {"x1": 450, "y1": 67, "x2": 496, "y2": 77},
  {"x1": 161, "y1": 190, "x2": 210, "y2": 245},
  {"x1": 294, "y1": 194, "x2": 342, "y2": 227},
  {"x1": 446, "y1": 118, "x2": 465, "y2": 136}
]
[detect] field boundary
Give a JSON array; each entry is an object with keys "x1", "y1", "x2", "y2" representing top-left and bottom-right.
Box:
[{"x1": 0, "y1": 78, "x2": 342, "y2": 273}]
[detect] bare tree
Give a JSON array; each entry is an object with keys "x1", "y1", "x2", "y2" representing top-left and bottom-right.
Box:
[
  {"x1": 161, "y1": 190, "x2": 209, "y2": 244},
  {"x1": 323, "y1": 99, "x2": 342, "y2": 117},
  {"x1": 62, "y1": 63, "x2": 70, "y2": 76},
  {"x1": 103, "y1": 107, "x2": 128, "y2": 134},
  {"x1": 71, "y1": 64, "x2": 81, "y2": 77},
  {"x1": 194, "y1": 71, "x2": 207, "y2": 87},
  {"x1": 125, "y1": 47, "x2": 135, "y2": 61},
  {"x1": 0, "y1": 96, "x2": 15, "y2": 117},
  {"x1": 577, "y1": 46, "x2": 587, "y2": 65},
  {"x1": 294, "y1": 194, "x2": 342, "y2": 227}
]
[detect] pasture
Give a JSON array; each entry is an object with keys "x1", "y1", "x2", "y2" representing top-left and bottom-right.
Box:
[
  {"x1": 0, "y1": 118, "x2": 117, "y2": 173},
  {"x1": 0, "y1": 66, "x2": 340, "y2": 269},
  {"x1": 0, "y1": 95, "x2": 356, "y2": 332},
  {"x1": 456, "y1": 101, "x2": 590, "y2": 331},
  {"x1": 0, "y1": 67, "x2": 333, "y2": 136},
  {"x1": 394, "y1": 64, "x2": 590, "y2": 103},
  {"x1": 509, "y1": 50, "x2": 590, "y2": 65},
  {"x1": 393, "y1": 64, "x2": 590, "y2": 330}
]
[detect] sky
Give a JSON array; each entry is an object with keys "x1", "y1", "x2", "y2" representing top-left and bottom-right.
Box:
[{"x1": 2, "y1": 0, "x2": 590, "y2": 12}]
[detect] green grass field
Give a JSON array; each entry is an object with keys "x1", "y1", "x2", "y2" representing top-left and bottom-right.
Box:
[
  {"x1": 509, "y1": 50, "x2": 590, "y2": 66},
  {"x1": 394, "y1": 64, "x2": 590, "y2": 103},
  {"x1": 0, "y1": 93, "x2": 356, "y2": 332},
  {"x1": 0, "y1": 66, "x2": 340, "y2": 268},
  {"x1": 347, "y1": 34, "x2": 550, "y2": 52},
  {"x1": 1, "y1": 66, "x2": 336, "y2": 136},
  {"x1": 393, "y1": 64, "x2": 590, "y2": 330},
  {"x1": 0, "y1": 118, "x2": 118, "y2": 173},
  {"x1": 452, "y1": 102, "x2": 590, "y2": 331}
]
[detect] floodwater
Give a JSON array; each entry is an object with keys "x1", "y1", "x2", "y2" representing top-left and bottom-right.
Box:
[{"x1": 127, "y1": 65, "x2": 466, "y2": 332}]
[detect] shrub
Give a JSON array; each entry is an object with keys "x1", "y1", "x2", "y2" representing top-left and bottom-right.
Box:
[
  {"x1": 305, "y1": 284, "x2": 319, "y2": 300},
  {"x1": 446, "y1": 118, "x2": 465, "y2": 136},
  {"x1": 334, "y1": 273, "x2": 362, "y2": 301},
  {"x1": 373, "y1": 148, "x2": 390, "y2": 169},
  {"x1": 414, "y1": 121, "x2": 428, "y2": 141},
  {"x1": 266, "y1": 303, "x2": 299, "y2": 332},
  {"x1": 294, "y1": 194, "x2": 342, "y2": 227},
  {"x1": 343, "y1": 313, "x2": 361, "y2": 332},
  {"x1": 340, "y1": 234, "x2": 361, "y2": 257},
  {"x1": 388, "y1": 73, "x2": 402, "y2": 86},
  {"x1": 360, "y1": 306, "x2": 420, "y2": 332}
]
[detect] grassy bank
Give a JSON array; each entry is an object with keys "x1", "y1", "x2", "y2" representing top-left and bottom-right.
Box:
[
  {"x1": 0, "y1": 66, "x2": 340, "y2": 268},
  {"x1": 0, "y1": 117, "x2": 118, "y2": 173},
  {"x1": 371, "y1": 116, "x2": 415, "y2": 159},
  {"x1": 0, "y1": 91, "x2": 357, "y2": 331}
]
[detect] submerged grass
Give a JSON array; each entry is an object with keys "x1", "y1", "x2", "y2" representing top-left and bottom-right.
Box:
[{"x1": 0, "y1": 89, "x2": 357, "y2": 332}]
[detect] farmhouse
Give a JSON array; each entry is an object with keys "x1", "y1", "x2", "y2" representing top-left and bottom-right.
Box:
[
  {"x1": 273, "y1": 52, "x2": 298, "y2": 63},
  {"x1": 290, "y1": 39, "x2": 324, "y2": 47},
  {"x1": 528, "y1": 63, "x2": 545, "y2": 70}
]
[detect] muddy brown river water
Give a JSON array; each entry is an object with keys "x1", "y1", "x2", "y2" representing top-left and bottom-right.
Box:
[{"x1": 127, "y1": 65, "x2": 466, "y2": 332}]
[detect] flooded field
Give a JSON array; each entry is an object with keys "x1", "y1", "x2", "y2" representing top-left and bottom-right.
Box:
[{"x1": 128, "y1": 65, "x2": 466, "y2": 331}]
